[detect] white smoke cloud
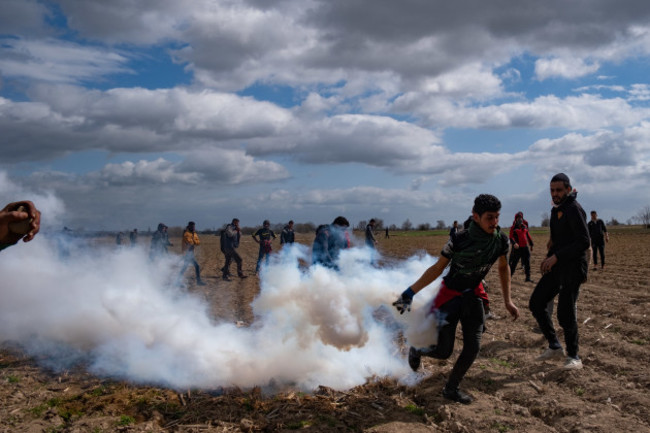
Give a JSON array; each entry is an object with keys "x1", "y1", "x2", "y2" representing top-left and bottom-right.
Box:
[{"x1": 0, "y1": 231, "x2": 442, "y2": 391}]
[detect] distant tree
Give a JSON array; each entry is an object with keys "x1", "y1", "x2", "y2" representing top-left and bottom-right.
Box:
[
  {"x1": 357, "y1": 220, "x2": 368, "y2": 231},
  {"x1": 295, "y1": 222, "x2": 316, "y2": 233},
  {"x1": 417, "y1": 222, "x2": 431, "y2": 231},
  {"x1": 389, "y1": 224, "x2": 398, "y2": 231},
  {"x1": 401, "y1": 219, "x2": 413, "y2": 231},
  {"x1": 435, "y1": 220, "x2": 446, "y2": 230},
  {"x1": 607, "y1": 218, "x2": 619, "y2": 226},
  {"x1": 541, "y1": 212, "x2": 550, "y2": 227},
  {"x1": 634, "y1": 205, "x2": 650, "y2": 228}
]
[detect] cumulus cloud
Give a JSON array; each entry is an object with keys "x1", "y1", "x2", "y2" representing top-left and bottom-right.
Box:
[{"x1": 534, "y1": 57, "x2": 600, "y2": 80}]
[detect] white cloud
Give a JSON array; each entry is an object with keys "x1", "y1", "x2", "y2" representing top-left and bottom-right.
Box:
[
  {"x1": 0, "y1": 38, "x2": 131, "y2": 84},
  {"x1": 535, "y1": 57, "x2": 600, "y2": 80}
]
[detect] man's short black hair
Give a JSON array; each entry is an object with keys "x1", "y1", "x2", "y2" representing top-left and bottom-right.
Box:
[
  {"x1": 472, "y1": 194, "x2": 501, "y2": 216},
  {"x1": 232, "y1": 218, "x2": 239, "y2": 224},
  {"x1": 332, "y1": 216, "x2": 350, "y2": 227},
  {"x1": 551, "y1": 172, "x2": 571, "y2": 188}
]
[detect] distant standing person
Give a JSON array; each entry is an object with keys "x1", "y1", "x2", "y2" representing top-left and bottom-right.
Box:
[
  {"x1": 449, "y1": 220, "x2": 459, "y2": 238},
  {"x1": 116, "y1": 232, "x2": 124, "y2": 245},
  {"x1": 221, "y1": 218, "x2": 247, "y2": 281},
  {"x1": 588, "y1": 211, "x2": 608, "y2": 270},
  {"x1": 385, "y1": 227, "x2": 389, "y2": 239},
  {"x1": 179, "y1": 221, "x2": 206, "y2": 286},
  {"x1": 529, "y1": 173, "x2": 589, "y2": 370},
  {"x1": 509, "y1": 214, "x2": 534, "y2": 282},
  {"x1": 365, "y1": 219, "x2": 378, "y2": 249},
  {"x1": 150, "y1": 223, "x2": 172, "y2": 259},
  {"x1": 129, "y1": 228, "x2": 138, "y2": 246},
  {"x1": 280, "y1": 220, "x2": 295, "y2": 246},
  {"x1": 252, "y1": 220, "x2": 276, "y2": 274}
]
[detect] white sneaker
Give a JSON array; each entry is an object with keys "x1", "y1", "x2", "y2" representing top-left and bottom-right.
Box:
[
  {"x1": 536, "y1": 347, "x2": 565, "y2": 361},
  {"x1": 563, "y1": 357, "x2": 583, "y2": 370}
]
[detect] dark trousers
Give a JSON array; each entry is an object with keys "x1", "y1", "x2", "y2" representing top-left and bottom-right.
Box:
[
  {"x1": 421, "y1": 293, "x2": 485, "y2": 390},
  {"x1": 256, "y1": 248, "x2": 270, "y2": 273},
  {"x1": 180, "y1": 253, "x2": 201, "y2": 280},
  {"x1": 509, "y1": 246, "x2": 531, "y2": 279},
  {"x1": 529, "y1": 268, "x2": 582, "y2": 358},
  {"x1": 223, "y1": 250, "x2": 243, "y2": 276},
  {"x1": 591, "y1": 242, "x2": 605, "y2": 267}
]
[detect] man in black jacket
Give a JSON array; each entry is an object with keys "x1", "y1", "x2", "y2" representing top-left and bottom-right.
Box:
[
  {"x1": 588, "y1": 210, "x2": 608, "y2": 270},
  {"x1": 529, "y1": 173, "x2": 590, "y2": 370}
]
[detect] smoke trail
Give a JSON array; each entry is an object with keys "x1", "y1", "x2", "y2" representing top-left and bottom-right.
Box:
[{"x1": 0, "y1": 176, "x2": 443, "y2": 391}]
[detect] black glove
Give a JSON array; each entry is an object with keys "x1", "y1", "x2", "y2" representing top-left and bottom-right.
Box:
[{"x1": 393, "y1": 287, "x2": 415, "y2": 314}]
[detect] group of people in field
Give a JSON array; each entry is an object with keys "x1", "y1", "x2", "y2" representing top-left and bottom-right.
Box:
[{"x1": 0, "y1": 171, "x2": 610, "y2": 405}]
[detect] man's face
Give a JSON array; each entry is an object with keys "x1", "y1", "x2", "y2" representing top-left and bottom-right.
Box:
[
  {"x1": 591, "y1": 212, "x2": 597, "y2": 221},
  {"x1": 474, "y1": 211, "x2": 500, "y2": 234},
  {"x1": 550, "y1": 181, "x2": 572, "y2": 205},
  {"x1": 289, "y1": 222, "x2": 293, "y2": 228}
]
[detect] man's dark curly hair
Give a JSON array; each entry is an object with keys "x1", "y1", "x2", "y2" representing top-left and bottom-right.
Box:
[
  {"x1": 332, "y1": 216, "x2": 350, "y2": 227},
  {"x1": 472, "y1": 194, "x2": 501, "y2": 216}
]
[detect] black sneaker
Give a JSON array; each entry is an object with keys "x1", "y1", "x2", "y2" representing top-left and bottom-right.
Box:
[
  {"x1": 408, "y1": 347, "x2": 421, "y2": 371},
  {"x1": 196, "y1": 279, "x2": 207, "y2": 286},
  {"x1": 222, "y1": 275, "x2": 232, "y2": 281},
  {"x1": 238, "y1": 274, "x2": 248, "y2": 279},
  {"x1": 442, "y1": 387, "x2": 473, "y2": 404}
]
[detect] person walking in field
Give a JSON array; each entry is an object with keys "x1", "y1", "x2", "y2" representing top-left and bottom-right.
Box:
[
  {"x1": 393, "y1": 194, "x2": 519, "y2": 404},
  {"x1": 588, "y1": 210, "x2": 608, "y2": 270},
  {"x1": 509, "y1": 214, "x2": 534, "y2": 282},
  {"x1": 280, "y1": 220, "x2": 295, "y2": 246},
  {"x1": 529, "y1": 173, "x2": 589, "y2": 370},
  {"x1": 179, "y1": 221, "x2": 206, "y2": 286},
  {"x1": 365, "y1": 219, "x2": 378, "y2": 249},
  {"x1": 252, "y1": 220, "x2": 276, "y2": 274},
  {"x1": 221, "y1": 218, "x2": 247, "y2": 281}
]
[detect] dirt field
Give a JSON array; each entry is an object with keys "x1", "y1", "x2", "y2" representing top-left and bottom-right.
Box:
[{"x1": 1, "y1": 227, "x2": 649, "y2": 432}]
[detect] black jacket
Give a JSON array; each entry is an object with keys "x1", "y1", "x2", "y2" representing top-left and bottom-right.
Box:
[{"x1": 549, "y1": 193, "x2": 590, "y2": 275}]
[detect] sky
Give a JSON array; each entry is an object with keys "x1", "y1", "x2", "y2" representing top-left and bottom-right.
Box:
[{"x1": 2, "y1": 0, "x2": 650, "y2": 231}]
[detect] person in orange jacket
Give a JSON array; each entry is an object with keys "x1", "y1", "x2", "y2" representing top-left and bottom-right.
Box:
[{"x1": 179, "y1": 221, "x2": 206, "y2": 286}]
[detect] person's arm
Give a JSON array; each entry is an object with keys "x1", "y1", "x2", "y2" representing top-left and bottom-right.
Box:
[
  {"x1": 393, "y1": 256, "x2": 449, "y2": 314},
  {"x1": 497, "y1": 255, "x2": 519, "y2": 320},
  {"x1": 0, "y1": 200, "x2": 41, "y2": 248},
  {"x1": 526, "y1": 230, "x2": 534, "y2": 250},
  {"x1": 252, "y1": 230, "x2": 260, "y2": 244},
  {"x1": 602, "y1": 220, "x2": 609, "y2": 242},
  {"x1": 410, "y1": 256, "x2": 449, "y2": 294}
]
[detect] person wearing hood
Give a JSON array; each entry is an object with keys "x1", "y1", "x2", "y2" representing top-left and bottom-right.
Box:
[
  {"x1": 529, "y1": 173, "x2": 589, "y2": 370},
  {"x1": 509, "y1": 214, "x2": 534, "y2": 282},
  {"x1": 312, "y1": 216, "x2": 350, "y2": 269},
  {"x1": 150, "y1": 223, "x2": 172, "y2": 259}
]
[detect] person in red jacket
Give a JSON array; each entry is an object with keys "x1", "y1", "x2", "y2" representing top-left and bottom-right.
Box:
[{"x1": 509, "y1": 214, "x2": 534, "y2": 282}]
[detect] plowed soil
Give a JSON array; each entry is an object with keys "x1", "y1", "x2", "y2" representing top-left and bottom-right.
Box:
[{"x1": 2, "y1": 227, "x2": 649, "y2": 433}]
